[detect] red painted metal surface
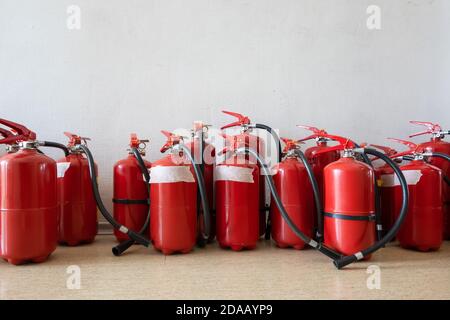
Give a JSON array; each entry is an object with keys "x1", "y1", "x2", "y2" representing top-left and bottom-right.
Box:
[
  {"x1": 270, "y1": 157, "x2": 314, "y2": 249},
  {"x1": 216, "y1": 154, "x2": 260, "y2": 251},
  {"x1": 375, "y1": 164, "x2": 395, "y2": 236},
  {"x1": 57, "y1": 152, "x2": 98, "y2": 245},
  {"x1": 418, "y1": 139, "x2": 450, "y2": 239},
  {"x1": 323, "y1": 157, "x2": 376, "y2": 258},
  {"x1": 297, "y1": 126, "x2": 340, "y2": 232},
  {"x1": 393, "y1": 160, "x2": 443, "y2": 251},
  {"x1": 150, "y1": 154, "x2": 197, "y2": 255},
  {"x1": 113, "y1": 154, "x2": 151, "y2": 242},
  {"x1": 0, "y1": 149, "x2": 58, "y2": 265},
  {"x1": 409, "y1": 121, "x2": 450, "y2": 239},
  {"x1": 221, "y1": 129, "x2": 266, "y2": 237},
  {"x1": 187, "y1": 122, "x2": 216, "y2": 242},
  {"x1": 371, "y1": 145, "x2": 398, "y2": 236}
]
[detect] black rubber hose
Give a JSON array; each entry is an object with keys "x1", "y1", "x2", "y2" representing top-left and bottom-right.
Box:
[
  {"x1": 179, "y1": 144, "x2": 211, "y2": 239},
  {"x1": 77, "y1": 144, "x2": 151, "y2": 247},
  {"x1": 255, "y1": 123, "x2": 282, "y2": 240},
  {"x1": 444, "y1": 175, "x2": 450, "y2": 187},
  {"x1": 293, "y1": 149, "x2": 324, "y2": 241},
  {"x1": 353, "y1": 143, "x2": 382, "y2": 241},
  {"x1": 236, "y1": 147, "x2": 342, "y2": 261},
  {"x1": 112, "y1": 148, "x2": 151, "y2": 256},
  {"x1": 429, "y1": 152, "x2": 450, "y2": 163},
  {"x1": 40, "y1": 141, "x2": 70, "y2": 157},
  {"x1": 196, "y1": 129, "x2": 206, "y2": 247},
  {"x1": 428, "y1": 152, "x2": 450, "y2": 186},
  {"x1": 333, "y1": 148, "x2": 409, "y2": 269}
]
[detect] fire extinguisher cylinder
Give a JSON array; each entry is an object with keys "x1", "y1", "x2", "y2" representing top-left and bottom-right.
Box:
[
  {"x1": 333, "y1": 148, "x2": 409, "y2": 269},
  {"x1": 235, "y1": 147, "x2": 342, "y2": 260},
  {"x1": 112, "y1": 147, "x2": 151, "y2": 256},
  {"x1": 77, "y1": 144, "x2": 151, "y2": 247}
]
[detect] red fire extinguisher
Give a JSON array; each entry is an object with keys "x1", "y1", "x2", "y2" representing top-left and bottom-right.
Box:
[
  {"x1": 0, "y1": 118, "x2": 58, "y2": 265},
  {"x1": 215, "y1": 133, "x2": 260, "y2": 250},
  {"x1": 57, "y1": 132, "x2": 98, "y2": 246},
  {"x1": 150, "y1": 131, "x2": 211, "y2": 254},
  {"x1": 408, "y1": 121, "x2": 450, "y2": 239},
  {"x1": 113, "y1": 134, "x2": 151, "y2": 243},
  {"x1": 389, "y1": 138, "x2": 447, "y2": 251},
  {"x1": 370, "y1": 144, "x2": 399, "y2": 237},
  {"x1": 221, "y1": 110, "x2": 282, "y2": 239},
  {"x1": 270, "y1": 138, "x2": 314, "y2": 249},
  {"x1": 297, "y1": 125, "x2": 340, "y2": 237},
  {"x1": 187, "y1": 121, "x2": 216, "y2": 243}
]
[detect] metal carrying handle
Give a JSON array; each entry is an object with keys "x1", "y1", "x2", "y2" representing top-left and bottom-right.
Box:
[
  {"x1": 387, "y1": 138, "x2": 419, "y2": 158},
  {"x1": 297, "y1": 125, "x2": 329, "y2": 142},
  {"x1": 280, "y1": 137, "x2": 303, "y2": 153},
  {"x1": 369, "y1": 144, "x2": 398, "y2": 157},
  {"x1": 0, "y1": 118, "x2": 36, "y2": 144},
  {"x1": 0, "y1": 128, "x2": 14, "y2": 139},
  {"x1": 64, "y1": 131, "x2": 91, "y2": 147},
  {"x1": 306, "y1": 132, "x2": 355, "y2": 155},
  {"x1": 409, "y1": 121, "x2": 443, "y2": 138},
  {"x1": 221, "y1": 110, "x2": 251, "y2": 130},
  {"x1": 160, "y1": 130, "x2": 184, "y2": 153}
]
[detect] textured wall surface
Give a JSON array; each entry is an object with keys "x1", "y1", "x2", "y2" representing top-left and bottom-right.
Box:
[{"x1": 1, "y1": 0, "x2": 449, "y2": 212}]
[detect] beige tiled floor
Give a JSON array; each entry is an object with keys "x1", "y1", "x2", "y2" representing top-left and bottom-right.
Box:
[{"x1": 1, "y1": 235, "x2": 449, "y2": 300}]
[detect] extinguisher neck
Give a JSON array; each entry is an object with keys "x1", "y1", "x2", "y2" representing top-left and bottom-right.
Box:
[
  {"x1": 342, "y1": 149, "x2": 355, "y2": 158},
  {"x1": 17, "y1": 140, "x2": 39, "y2": 150}
]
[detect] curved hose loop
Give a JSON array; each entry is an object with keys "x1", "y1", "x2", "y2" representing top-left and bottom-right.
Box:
[
  {"x1": 333, "y1": 148, "x2": 409, "y2": 269},
  {"x1": 176, "y1": 144, "x2": 211, "y2": 240},
  {"x1": 236, "y1": 147, "x2": 342, "y2": 261},
  {"x1": 353, "y1": 142, "x2": 383, "y2": 241},
  {"x1": 39, "y1": 141, "x2": 70, "y2": 157},
  {"x1": 428, "y1": 152, "x2": 450, "y2": 186},
  {"x1": 293, "y1": 149, "x2": 324, "y2": 241},
  {"x1": 254, "y1": 123, "x2": 283, "y2": 240},
  {"x1": 77, "y1": 144, "x2": 151, "y2": 247},
  {"x1": 112, "y1": 148, "x2": 151, "y2": 256}
]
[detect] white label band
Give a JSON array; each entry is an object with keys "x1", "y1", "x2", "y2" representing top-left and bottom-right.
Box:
[
  {"x1": 149, "y1": 166, "x2": 195, "y2": 184},
  {"x1": 57, "y1": 162, "x2": 71, "y2": 178},
  {"x1": 380, "y1": 170, "x2": 423, "y2": 187},
  {"x1": 215, "y1": 165, "x2": 254, "y2": 183}
]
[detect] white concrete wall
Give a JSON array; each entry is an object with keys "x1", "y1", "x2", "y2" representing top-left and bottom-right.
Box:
[{"x1": 1, "y1": 0, "x2": 449, "y2": 212}]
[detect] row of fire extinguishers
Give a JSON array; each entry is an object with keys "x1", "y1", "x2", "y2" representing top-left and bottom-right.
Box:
[{"x1": 0, "y1": 114, "x2": 449, "y2": 269}]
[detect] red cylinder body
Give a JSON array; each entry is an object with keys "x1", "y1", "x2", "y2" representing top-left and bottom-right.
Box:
[
  {"x1": 418, "y1": 138, "x2": 450, "y2": 239},
  {"x1": 394, "y1": 160, "x2": 443, "y2": 251},
  {"x1": 113, "y1": 154, "x2": 151, "y2": 242},
  {"x1": 216, "y1": 155, "x2": 259, "y2": 251},
  {"x1": 57, "y1": 153, "x2": 98, "y2": 245},
  {"x1": 304, "y1": 141, "x2": 340, "y2": 229},
  {"x1": 187, "y1": 139, "x2": 215, "y2": 242},
  {"x1": 375, "y1": 164, "x2": 396, "y2": 236},
  {"x1": 0, "y1": 148, "x2": 57, "y2": 265},
  {"x1": 323, "y1": 157, "x2": 376, "y2": 258},
  {"x1": 270, "y1": 157, "x2": 314, "y2": 249},
  {"x1": 227, "y1": 132, "x2": 266, "y2": 236},
  {"x1": 150, "y1": 154, "x2": 197, "y2": 254}
]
